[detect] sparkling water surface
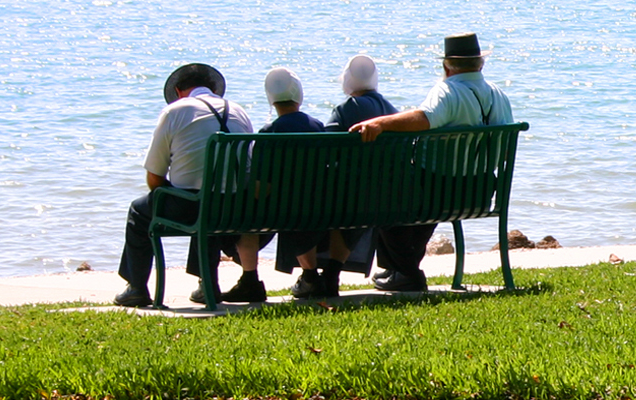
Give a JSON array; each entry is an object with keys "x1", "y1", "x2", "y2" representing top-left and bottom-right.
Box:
[{"x1": 1, "y1": 0, "x2": 635, "y2": 277}]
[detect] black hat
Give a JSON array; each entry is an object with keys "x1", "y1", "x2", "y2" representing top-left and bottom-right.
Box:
[
  {"x1": 163, "y1": 63, "x2": 226, "y2": 104},
  {"x1": 442, "y1": 32, "x2": 491, "y2": 59}
]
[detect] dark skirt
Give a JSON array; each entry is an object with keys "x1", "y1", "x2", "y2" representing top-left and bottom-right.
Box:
[{"x1": 275, "y1": 227, "x2": 376, "y2": 276}]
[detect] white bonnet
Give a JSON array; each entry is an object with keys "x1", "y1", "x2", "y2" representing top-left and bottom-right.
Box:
[
  {"x1": 340, "y1": 55, "x2": 378, "y2": 96},
  {"x1": 264, "y1": 67, "x2": 303, "y2": 106}
]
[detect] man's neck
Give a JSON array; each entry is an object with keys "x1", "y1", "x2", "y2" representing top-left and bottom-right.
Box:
[
  {"x1": 445, "y1": 68, "x2": 481, "y2": 78},
  {"x1": 176, "y1": 86, "x2": 217, "y2": 100},
  {"x1": 189, "y1": 87, "x2": 216, "y2": 97}
]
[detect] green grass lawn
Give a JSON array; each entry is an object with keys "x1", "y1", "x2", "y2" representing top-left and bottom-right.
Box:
[{"x1": 2, "y1": 262, "x2": 636, "y2": 400}]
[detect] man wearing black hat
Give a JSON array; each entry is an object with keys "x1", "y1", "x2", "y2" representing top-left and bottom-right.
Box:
[
  {"x1": 114, "y1": 63, "x2": 260, "y2": 307},
  {"x1": 350, "y1": 33, "x2": 514, "y2": 292}
]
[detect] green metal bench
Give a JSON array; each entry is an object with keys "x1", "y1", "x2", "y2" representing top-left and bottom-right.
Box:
[{"x1": 149, "y1": 122, "x2": 530, "y2": 310}]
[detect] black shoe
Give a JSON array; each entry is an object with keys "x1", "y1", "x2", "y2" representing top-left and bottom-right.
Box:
[
  {"x1": 114, "y1": 284, "x2": 152, "y2": 307},
  {"x1": 190, "y1": 280, "x2": 222, "y2": 304},
  {"x1": 374, "y1": 270, "x2": 427, "y2": 292},
  {"x1": 221, "y1": 277, "x2": 267, "y2": 303},
  {"x1": 371, "y1": 268, "x2": 393, "y2": 283},
  {"x1": 291, "y1": 275, "x2": 326, "y2": 299}
]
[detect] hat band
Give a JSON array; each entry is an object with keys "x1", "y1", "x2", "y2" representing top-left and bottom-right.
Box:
[{"x1": 446, "y1": 47, "x2": 481, "y2": 57}]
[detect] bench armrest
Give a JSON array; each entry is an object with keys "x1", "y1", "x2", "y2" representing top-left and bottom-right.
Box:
[
  {"x1": 153, "y1": 186, "x2": 199, "y2": 203},
  {"x1": 151, "y1": 186, "x2": 200, "y2": 222}
]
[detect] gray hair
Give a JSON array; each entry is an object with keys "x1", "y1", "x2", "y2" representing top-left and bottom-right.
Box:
[{"x1": 443, "y1": 57, "x2": 485, "y2": 73}]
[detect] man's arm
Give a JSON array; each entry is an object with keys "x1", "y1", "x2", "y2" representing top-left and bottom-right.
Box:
[
  {"x1": 349, "y1": 109, "x2": 431, "y2": 142},
  {"x1": 146, "y1": 171, "x2": 168, "y2": 191}
]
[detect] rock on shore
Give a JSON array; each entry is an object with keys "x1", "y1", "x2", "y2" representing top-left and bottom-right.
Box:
[{"x1": 492, "y1": 230, "x2": 562, "y2": 251}]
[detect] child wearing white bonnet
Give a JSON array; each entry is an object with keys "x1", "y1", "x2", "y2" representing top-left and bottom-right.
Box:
[
  {"x1": 261, "y1": 67, "x2": 350, "y2": 300},
  {"x1": 259, "y1": 66, "x2": 323, "y2": 133},
  {"x1": 264, "y1": 67, "x2": 304, "y2": 106},
  {"x1": 313, "y1": 54, "x2": 399, "y2": 291},
  {"x1": 325, "y1": 54, "x2": 396, "y2": 133},
  {"x1": 340, "y1": 54, "x2": 379, "y2": 96}
]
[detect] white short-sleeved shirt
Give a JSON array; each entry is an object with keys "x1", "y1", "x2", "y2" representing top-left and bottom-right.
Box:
[
  {"x1": 419, "y1": 71, "x2": 513, "y2": 129},
  {"x1": 143, "y1": 87, "x2": 253, "y2": 190}
]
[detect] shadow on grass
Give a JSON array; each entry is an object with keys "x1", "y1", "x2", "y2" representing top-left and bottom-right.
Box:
[
  {"x1": 45, "y1": 281, "x2": 553, "y2": 319},
  {"x1": 239, "y1": 281, "x2": 554, "y2": 319}
]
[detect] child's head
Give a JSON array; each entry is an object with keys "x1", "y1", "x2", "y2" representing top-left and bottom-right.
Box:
[{"x1": 264, "y1": 67, "x2": 303, "y2": 108}]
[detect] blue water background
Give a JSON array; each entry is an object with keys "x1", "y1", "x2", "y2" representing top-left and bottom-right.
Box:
[{"x1": 1, "y1": 0, "x2": 635, "y2": 277}]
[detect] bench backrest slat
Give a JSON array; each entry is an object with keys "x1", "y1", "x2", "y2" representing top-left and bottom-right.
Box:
[{"x1": 197, "y1": 123, "x2": 528, "y2": 234}]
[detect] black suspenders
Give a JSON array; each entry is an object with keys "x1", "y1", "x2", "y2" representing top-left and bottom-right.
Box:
[
  {"x1": 197, "y1": 98, "x2": 230, "y2": 133},
  {"x1": 469, "y1": 88, "x2": 493, "y2": 126}
]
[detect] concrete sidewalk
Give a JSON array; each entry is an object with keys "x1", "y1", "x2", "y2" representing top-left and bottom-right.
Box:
[{"x1": 1, "y1": 245, "x2": 633, "y2": 309}]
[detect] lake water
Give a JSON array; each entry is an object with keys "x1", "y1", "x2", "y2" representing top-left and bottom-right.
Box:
[{"x1": 1, "y1": 0, "x2": 635, "y2": 277}]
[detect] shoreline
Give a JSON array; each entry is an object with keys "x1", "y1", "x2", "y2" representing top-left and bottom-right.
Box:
[{"x1": 1, "y1": 244, "x2": 634, "y2": 307}]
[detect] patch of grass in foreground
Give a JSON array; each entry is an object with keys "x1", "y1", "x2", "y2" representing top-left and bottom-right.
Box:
[{"x1": 2, "y1": 263, "x2": 636, "y2": 399}]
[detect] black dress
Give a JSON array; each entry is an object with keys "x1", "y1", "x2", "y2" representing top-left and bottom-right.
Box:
[{"x1": 275, "y1": 92, "x2": 399, "y2": 276}]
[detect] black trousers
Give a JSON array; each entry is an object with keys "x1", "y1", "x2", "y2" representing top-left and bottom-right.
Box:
[
  {"x1": 376, "y1": 224, "x2": 438, "y2": 277},
  {"x1": 375, "y1": 168, "x2": 493, "y2": 277},
  {"x1": 117, "y1": 190, "x2": 231, "y2": 289}
]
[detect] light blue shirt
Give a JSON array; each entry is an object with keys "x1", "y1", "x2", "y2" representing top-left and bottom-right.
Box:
[{"x1": 419, "y1": 71, "x2": 513, "y2": 129}]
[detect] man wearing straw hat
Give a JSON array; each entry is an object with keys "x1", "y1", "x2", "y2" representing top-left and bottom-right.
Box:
[
  {"x1": 114, "y1": 63, "x2": 258, "y2": 307},
  {"x1": 350, "y1": 33, "x2": 514, "y2": 292}
]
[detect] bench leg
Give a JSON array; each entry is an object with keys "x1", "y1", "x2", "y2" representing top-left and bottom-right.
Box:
[
  {"x1": 197, "y1": 234, "x2": 218, "y2": 311},
  {"x1": 150, "y1": 234, "x2": 168, "y2": 309},
  {"x1": 451, "y1": 221, "x2": 466, "y2": 290},
  {"x1": 499, "y1": 216, "x2": 516, "y2": 290}
]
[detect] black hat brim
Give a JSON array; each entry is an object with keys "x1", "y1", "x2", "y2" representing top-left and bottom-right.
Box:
[
  {"x1": 437, "y1": 50, "x2": 492, "y2": 59},
  {"x1": 163, "y1": 63, "x2": 226, "y2": 104}
]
